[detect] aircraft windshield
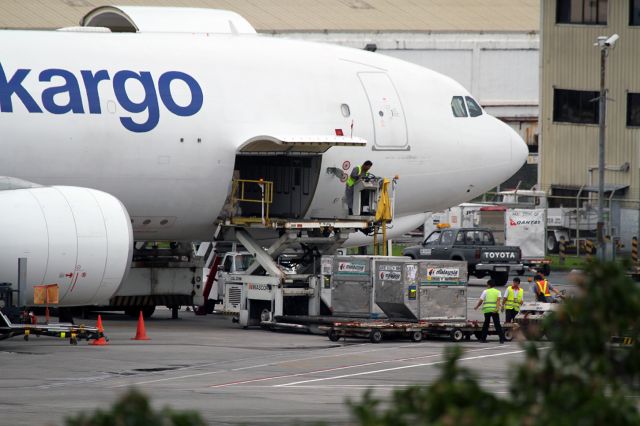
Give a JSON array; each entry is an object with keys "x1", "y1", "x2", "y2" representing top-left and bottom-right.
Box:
[
  {"x1": 465, "y1": 96, "x2": 483, "y2": 117},
  {"x1": 451, "y1": 96, "x2": 468, "y2": 117}
]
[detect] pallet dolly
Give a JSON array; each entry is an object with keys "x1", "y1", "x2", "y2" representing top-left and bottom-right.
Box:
[
  {"x1": 321, "y1": 320, "x2": 518, "y2": 344},
  {"x1": 0, "y1": 311, "x2": 103, "y2": 344}
]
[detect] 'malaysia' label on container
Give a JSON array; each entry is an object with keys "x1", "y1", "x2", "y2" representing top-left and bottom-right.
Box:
[
  {"x1": 337, "y1": 261, "x2": 366, "y2": 274},
  {"x1": 427, "y1": 267, "x2": 460, "y2": 280}
]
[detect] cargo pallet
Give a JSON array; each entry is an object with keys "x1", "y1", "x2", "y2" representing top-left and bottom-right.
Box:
[{"x1": 320, "y1": 320, "x2": 517, "y2": 343}]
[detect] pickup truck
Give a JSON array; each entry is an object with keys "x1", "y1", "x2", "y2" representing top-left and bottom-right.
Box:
[{"x1": 402, "y1": 228, "x2": 522, "y2": 286}]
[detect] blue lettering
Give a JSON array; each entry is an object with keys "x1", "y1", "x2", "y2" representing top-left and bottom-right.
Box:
[
  {"x1": 0, "y1": 62, "x2": 203, "y2": 132},
  {"x1": 81, "y1": 70, "x2": 110, "y2": 114},
  {"x1": 0, "y1": 63, "x2": 42, "y2": 113},
  {"x1": 40, "y1": 69, "x2": 85, "y2": 114},
  {"x1": 113, "y1": 70, "x2": 160, "y2": 133},
  {"x1": 158, "y1": 71, "x2": 203, "y2": 117}
]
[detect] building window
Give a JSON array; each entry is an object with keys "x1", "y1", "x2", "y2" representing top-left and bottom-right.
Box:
[
  {"x1": 557, "y1": 0, "x2": 608, "y2": 25},
  {"x1": 628, "y1": 93, "x2": 640, "y2": 127},
  {"x1": 631, "y1": 0, "x2": 640, "y2": 25},
  {"x1": 553, "y1": 89, "x2": 600, "y2": 124}
]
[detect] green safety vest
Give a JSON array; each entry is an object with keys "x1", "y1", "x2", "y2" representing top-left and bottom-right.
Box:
[
  {"x1": 483, "y1": 288, "x2": 501, "y2": 314},
  {"x1": 504, "y1": 286, "x2": 523, "y2": 311},
  {"x1": 346, "y1": 165, "x2": 369, "y2": 187}
]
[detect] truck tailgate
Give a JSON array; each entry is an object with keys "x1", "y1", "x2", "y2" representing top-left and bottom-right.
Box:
[{"x1": 480, "y1": 247, "x2": 520, "y2": 263}]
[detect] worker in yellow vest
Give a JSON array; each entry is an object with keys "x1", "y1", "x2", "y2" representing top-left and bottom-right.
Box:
[
  {"x1": 533, "y1": 274, "x2": 560, "y2": 303},
  {"x1": 345, "y1": 160, "x2": 372, "y2": 215},
  {"x1": 502, "y1": 277, "x2": 524, "y2": 323},
  {"x1": 474, "y1": 279, "x2": 505, "y2": 343}
]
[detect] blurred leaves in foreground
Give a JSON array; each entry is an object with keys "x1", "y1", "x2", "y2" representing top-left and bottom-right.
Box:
[
  {"x1": 66, "y1": 388, "x2": 205, "y2": 426},
  {"x1": 349, "y1": 261, "x2": 640, "y2": 426}
]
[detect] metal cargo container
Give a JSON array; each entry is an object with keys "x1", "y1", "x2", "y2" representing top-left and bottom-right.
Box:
[
  {"x1": 329, "y1": 256, "x2": 408, "y2": 318},
  {"x1": 374, "y1": 260, "x2": 467, "y2": 321}
]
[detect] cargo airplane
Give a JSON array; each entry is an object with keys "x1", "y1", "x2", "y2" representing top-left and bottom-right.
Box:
[{"x1": 0, "y1": 6, "x2": 528, "y2": 307}]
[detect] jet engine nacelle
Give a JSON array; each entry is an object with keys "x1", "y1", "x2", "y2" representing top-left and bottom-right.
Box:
[{"x1": 0, "y1": 186, "x2": 133, "y2": 306}]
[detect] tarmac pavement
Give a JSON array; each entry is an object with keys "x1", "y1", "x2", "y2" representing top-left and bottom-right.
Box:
[{"x1": 0, "y1": 271, "x2": 575, "y2": 425}]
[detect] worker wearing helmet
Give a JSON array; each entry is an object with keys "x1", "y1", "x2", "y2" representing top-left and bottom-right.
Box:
[
  {"x1": 345, "y1": 160, "x2": 372, "y2": 215},
  {"x1": 533, "y1": 274, "x2": 560, "y2": 302}
]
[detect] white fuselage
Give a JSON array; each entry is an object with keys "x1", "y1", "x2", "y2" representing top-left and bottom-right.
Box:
[{"x1": 0, "y1": 30, "x2": 527, "y2": 241}]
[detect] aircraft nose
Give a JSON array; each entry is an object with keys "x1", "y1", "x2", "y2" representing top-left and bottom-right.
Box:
[
  {"x1": 507, "y1": 125, "x2": 528, "y2": 167},
  {"x1": 512, "y1": 132, "x2": 528, "y2": 166}
]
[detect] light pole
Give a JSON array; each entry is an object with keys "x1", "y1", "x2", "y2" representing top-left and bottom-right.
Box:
[{"x1": 594, "y1": 34, "x2": 619, "y2": 261}]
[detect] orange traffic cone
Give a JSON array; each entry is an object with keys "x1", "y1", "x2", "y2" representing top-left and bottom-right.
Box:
[
  {"x1": 91, "y1": 314, "x2": 108, "y2": 346},
  {"x1": 131, "y1": 311, "x2": 150, "y2": 341}
]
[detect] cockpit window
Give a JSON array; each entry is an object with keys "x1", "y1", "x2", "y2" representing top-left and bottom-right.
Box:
[
  {"x1": 451, "y1": 96, "x2": 468, "y2": 117},
  {"x1": 465, "y1": 96, "x2": 483, "y2": 117}
]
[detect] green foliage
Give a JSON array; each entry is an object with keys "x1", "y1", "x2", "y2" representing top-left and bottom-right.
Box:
[
  {"x1": 349, "y1": 261, "x2": 640, "y2": 426},
  {"x1": 66, "y1": 389, "x2": 205, "y2": 426}
]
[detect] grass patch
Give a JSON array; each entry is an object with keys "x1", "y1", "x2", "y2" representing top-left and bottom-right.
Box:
[
  {"x1": 548, "y1": 254, "x2": 587, "y2": 271},
  {"x1": 548, "y1": 254, "x2": 633, "y2": 271},
  {"x1": 347, "y1": 244, "x2": 409, "y2": 256}
]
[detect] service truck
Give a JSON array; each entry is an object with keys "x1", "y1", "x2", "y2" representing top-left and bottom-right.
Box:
[
  {"x1": 402, "y1": 227, "x2": 522, "y2": 286},
  {"x1": 494, "y1": 190, "x2": 599, "y2": 254}
]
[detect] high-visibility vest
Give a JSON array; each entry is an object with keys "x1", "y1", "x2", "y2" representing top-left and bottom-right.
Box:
[
  {"x1": 504, "y1": 285, "x2": 523, "y2": 311},
  {"x1": 346, "y1": 165, "x2": 369, "y2": 187},
  {"x1": 536, "y1": 279, "x2": 550, "y2": 297},
  {"x1": 482, "y1": 288, "x2": 501, "y2": 314}
]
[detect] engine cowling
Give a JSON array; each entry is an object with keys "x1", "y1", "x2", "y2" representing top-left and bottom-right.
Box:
[{"x1": 0, "y1": 186, "x2": 132, "y2": 306}]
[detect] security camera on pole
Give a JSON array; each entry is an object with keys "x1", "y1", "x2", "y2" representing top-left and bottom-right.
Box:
[{"x1": 594, "y1": 34, "x2": 619, "y2": 261}]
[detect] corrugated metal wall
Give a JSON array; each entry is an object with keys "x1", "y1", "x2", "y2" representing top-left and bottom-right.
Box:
[
  {"x1": 540, "y1": 0, "x2": 640, "y2": 202},
  {"x1": 0, "y1": 0, "x2": 539, "y2": 32}
]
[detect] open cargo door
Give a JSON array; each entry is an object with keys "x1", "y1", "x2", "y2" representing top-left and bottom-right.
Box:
[
  {"x1": 238, "y1": 135, "x2": 366, "y2": 154},
  {"x1": 234, "y1": 135, "x2": 367, "y2": 219}
]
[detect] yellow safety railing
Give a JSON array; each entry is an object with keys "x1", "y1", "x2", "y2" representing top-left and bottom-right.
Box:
[{"x1": 231, "y1": 179, "x2": 274, "y2": 224}]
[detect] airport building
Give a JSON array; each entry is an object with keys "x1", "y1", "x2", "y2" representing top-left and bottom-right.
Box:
[
  {"x1": 1, "y1": 0, "x2": 540, "y2": 188},
  {"x1": 540, "y1": 0, "x2": 640, "y2": 205}
]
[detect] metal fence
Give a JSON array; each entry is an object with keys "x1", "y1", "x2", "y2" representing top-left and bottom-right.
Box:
[{"x1": 475, "y1": 191, "x2": 640, "y2": 259}]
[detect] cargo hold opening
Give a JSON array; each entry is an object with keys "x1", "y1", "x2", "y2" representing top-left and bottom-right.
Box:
[
  {"x1": 229, "y1": 135, "x2": 367, "y2": 219},
  {"x1": 233, "y1": 154, "x2": 321, "y2": 219}
]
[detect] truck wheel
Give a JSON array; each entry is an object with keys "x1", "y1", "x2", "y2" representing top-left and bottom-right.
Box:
[
  {"x1": 369, "y1": 330, "x2": 383, "y2": 343},
  {"x1": 410, "y1": 331, "x2": 423, "y2": 342},
  {"x1": 503, "y1": 328, "x2": 513, "y2": 342},
  {"x1": 546, "y1": 234, "x2": 558, "y2": 253},
  {"x1": 450, "y1": 328, "x2": 464, "y2": 342},
  {"x1": 260, "y1": 309, "x2": 272, "y2": 323},
  {"x1": 490, "y1": 271, "x2": 509, "y2": 286},
  {"x1": 328, "y1": 329, "x2": 341, "y2": 342}
]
